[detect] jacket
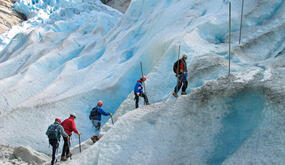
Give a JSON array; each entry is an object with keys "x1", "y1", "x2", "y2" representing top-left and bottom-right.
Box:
[
  {"x1": 91, "y1": 106, "x2": 110, "y2": 121},
  {"x1": 62, "y1": 116, "x2": 79, "y2": 136},
  {"x1": 179, "y1": 59, "x2": 187, "y2": 74},
  {"x1": 134, "y1": 80, "x2": 144, "y2": 94}
]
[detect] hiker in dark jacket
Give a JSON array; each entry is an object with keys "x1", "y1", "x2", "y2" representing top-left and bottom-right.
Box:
[
  {"x1": 61, "y1": 113, "x2": 80, "y2": 161},
  {"x1": 134, "y1": 76, "x2": 150, "y2": 108},
  {"x1": 89, "y1": 100, "x2": 112, "y2": 143},
  {"x1": 46, "y1": 118, "x2": 68, "y2": 165},
  {"x1": 173, "y1": 54, "x2": 188, "y2": 97}
]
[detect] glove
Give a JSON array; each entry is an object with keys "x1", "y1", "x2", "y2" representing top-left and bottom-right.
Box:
[{"x1": 136, "y1": 93, "x2": 140, "y2": 96}]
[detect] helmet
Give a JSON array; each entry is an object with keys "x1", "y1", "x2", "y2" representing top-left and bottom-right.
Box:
[
  {"x1": 141, "y1": 76, "x2": 147, "y2": 81},
  {"x1": 97, "y1": 100, "x2": 103, "y2": 107},
  {"x1": 182, "y1": 54, "x2": 187, "y2": 59},
  {"x1": 55, "y1": 118, "x2": 62, "y2": 124},
  {"x1": 70, "y1": 113, "x2": 76, "y2": 118}
]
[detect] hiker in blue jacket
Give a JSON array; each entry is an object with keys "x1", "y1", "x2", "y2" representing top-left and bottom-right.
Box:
[
  {"x1": 89, "y1": 100, "x2": 112, "y2": 143},
  {"x1": 134, "y1": 76, "x2": 150, "y2": 108}
]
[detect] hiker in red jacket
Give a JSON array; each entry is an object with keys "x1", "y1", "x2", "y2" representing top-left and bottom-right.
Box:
[
  {"x1": 61, "y1": 113, "x2": 80, "y2": 161},
  {"x1": 173, "y1": 54, "x2": 188, "y2": 97}
]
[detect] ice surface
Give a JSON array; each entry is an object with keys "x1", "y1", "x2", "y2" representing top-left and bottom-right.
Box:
[
  {"x1": 0, "y1": 0, "x2": 285, "y2": 164},
  {"x1": 63, "y1": 69, "x2": 285, "y2": 165},
  {"x1": 0, "y1": 145, "x2": 48, "y2": 165}
]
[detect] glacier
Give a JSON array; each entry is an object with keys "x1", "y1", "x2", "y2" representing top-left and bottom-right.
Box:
[{"x1": 0, "y1": 0, "x2": 285, "y2": 164}]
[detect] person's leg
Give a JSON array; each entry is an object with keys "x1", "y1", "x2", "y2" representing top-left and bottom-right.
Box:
[
  {"x1": 174, "y1": 76, "x2": 183, "y2": 94},
  {"x1": 66, "y1": 137, "x2": 71, "y2": 158},
  {"x1": 135, "y1": 94, "x2": 139, "y2": 108},
  {"x1": 91, "y1": 120, "x2": 101, "y2": 143},
  {"x1": 141, "y1": 93, "x2": 149, "y2": 105},
  {"x1": 61, "y1": 137, "x2": 68, "y2": 160},
  {"x1": 51, "y1": 140, "x2": 58, "y2": 165},
  {"x1": 181, "y1": 77, "x2": 188, "y2": 94}
]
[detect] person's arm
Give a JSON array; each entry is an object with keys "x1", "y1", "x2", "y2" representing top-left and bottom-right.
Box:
[
  {"x1": 134, "y1": 82, "x2": 142, "y2": 95},
  {"x1": 59, "y1": 125, "x2": 68, "y2": 137},
  {"x1": 139, "y1": 83, "x2": 143, "y2": 93},
  {"x1": 72, "y1": 120, "x2": 80, "y2": 135},
  {"x1": 98, "y1": 107, "x2": 110, "y2": 116}
]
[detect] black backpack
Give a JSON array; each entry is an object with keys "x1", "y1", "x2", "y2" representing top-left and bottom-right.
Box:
[
  {"x1": 89, "y1": 106, "x2": 99, "y2": 120},
  {"x1": 46, "y1": 124, "x2": 60, "y2": 141},
  {"x1": 173, "y1": 59, "x2": 182, "y2": 74}
]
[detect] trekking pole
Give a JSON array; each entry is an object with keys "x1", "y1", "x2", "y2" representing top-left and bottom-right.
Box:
[
  {"x1": 79, "y1": 135, "x2": 81, "y2": 153},
  {"x1": 140, "y1": 62, "x2": 147, "y2": 105},
  {"x1": 228, "y1": 1, "x2": 232, "y2": 76},
  {"x1": 239, "y1": 0, "x2": 244, "y2": 44},
  {"x1": 67, "y1": 137, "x2": 72, "y2": 160}
]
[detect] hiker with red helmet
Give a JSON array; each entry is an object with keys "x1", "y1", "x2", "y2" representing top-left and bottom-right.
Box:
[
  {"x1": 89, "y1": 100, "x2": 112, "y2": 143},
  {"x1": 46, "y1": 118, "x2": 68, "y2": 165},
  {"x1": 134, "y1": 76, "x2": 150, "y2": 108},
  {"x1": 61, "y1": 113, "x2": 80, "y2": 161}
]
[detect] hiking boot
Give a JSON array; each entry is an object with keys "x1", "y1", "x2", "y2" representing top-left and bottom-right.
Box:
[
  {"x1": 181, "y1": 92, "x2": 187, "y2": 95},
  {"x1": 91, "y1": 136, "x2": 97, "y2": 143},
  {"x1": 95, "y1": 136, "x2": 100, "y2": 141},
  {"x1": 172, "y1": 92, "x2": 178, "y2": 97},
  {"x1": 66, "y1": 153, "x2": 72, "y2": 158},
  {"x1": 61, "y1": 156, "x2": 67, "y2": 161}
]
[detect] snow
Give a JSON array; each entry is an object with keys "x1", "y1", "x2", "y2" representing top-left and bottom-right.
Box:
[
  {"x1": 13, "y1": 146, "x2": 49, "y2": 164},
  {"x1": 0, "y1": 0, "x2": 284, "y2": 164}
]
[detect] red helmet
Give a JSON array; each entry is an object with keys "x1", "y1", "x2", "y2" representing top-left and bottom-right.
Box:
[
  {"x1": 55, "y1": 118, "x2": 62, "y2": 124},
  {"x1": 97, "y1": 100, "x2": 103, "y2": 107},
  {"x1": 141, "y1": 76, "x2": 147, "y2": 81}
]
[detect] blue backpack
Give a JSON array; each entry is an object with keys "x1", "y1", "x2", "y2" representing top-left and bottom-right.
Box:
[{"x1": 46, "y1": 124, "x2": 60, "y2": 141}]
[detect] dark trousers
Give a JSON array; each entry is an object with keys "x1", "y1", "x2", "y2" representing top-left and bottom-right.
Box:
[
  {"x1": 174, "y1": 76, "x2": 188, "y2": 93},
  {"x1": 49, "y1": 139, "x2": 59, "y2": 165},
  {"x1": 61, "y1": 136, "x2": 70, "y2": 157},
  {"x1": 135, "y1": 92, "x2": 149, "y2": 108}
]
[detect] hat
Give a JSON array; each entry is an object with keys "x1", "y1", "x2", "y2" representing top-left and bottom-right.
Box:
[
  {"x1": 70, "y1": 113, "x2": 76, "y2": 118},
  {"x1": 97, "y1": 100, "x2": 103, "y2": 107},
  {"x1": 141, "y1": 76, "x2": 147, "y2": 81},
  {"x1": 55, "y1": 118, "x2": 62, "y2": 124}
]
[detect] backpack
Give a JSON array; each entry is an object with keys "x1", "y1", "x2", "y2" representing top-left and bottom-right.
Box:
[
  {"x1": 46, "y1": 124, "x2": 60, "y2": 141},
  {"x1": 173, "y1": 59, "x2": 182, "y2": 74},
  {"x1": 89, "y1": 106, "x2": 99, "y2": 120}
]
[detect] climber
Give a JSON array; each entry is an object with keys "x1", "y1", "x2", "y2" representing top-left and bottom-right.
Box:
[
  {"x1": 61, "y1": 113, "x2": 80, "y2": 161},
  {"x1": 134, "y1": 76, "x2": 150, "y2": 108},
  {"x1": 46, "y1": 118, "x2": 68, "y2": 165},
  {"x1": 173, "y1": 54, "x2": 188, "y2": 97},
  {"x1": 89, "y1": 100, "x2": 112, "y2": 143}
]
